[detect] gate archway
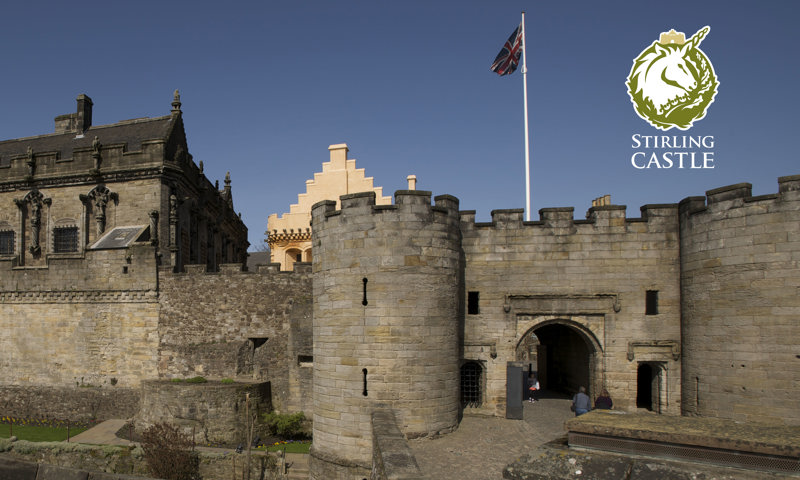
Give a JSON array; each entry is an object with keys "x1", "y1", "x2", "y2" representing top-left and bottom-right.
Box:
[{"x1": 516, "y1": 319, "x2": 603, "y2": 397}]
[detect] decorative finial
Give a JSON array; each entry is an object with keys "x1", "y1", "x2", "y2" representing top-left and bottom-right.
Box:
[
  {"x1": 171, "y1": 89, "x2": 182, "y2": 113},
  {"x1": 198, "y1": 160, "x2": 204, "y2": 174},
  {"x1": 224, "y1": 171, "x2": 231, "y2": 187}
]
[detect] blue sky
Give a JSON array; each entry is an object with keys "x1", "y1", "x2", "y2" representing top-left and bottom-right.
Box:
[{"x1": 1, "y1": 1, "x2": 797, "y2": 249}]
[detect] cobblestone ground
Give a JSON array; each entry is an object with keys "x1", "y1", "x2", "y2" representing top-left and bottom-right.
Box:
[{"x1": 409, "y1": 393, "x2": 574, "y2": 480}]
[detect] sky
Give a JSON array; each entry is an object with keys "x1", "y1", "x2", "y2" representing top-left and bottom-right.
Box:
[{"x1": 0, "y1": 1, "x2": 797, "y2": 250}]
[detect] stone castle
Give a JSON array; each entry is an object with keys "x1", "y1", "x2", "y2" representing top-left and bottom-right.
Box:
[{"x1": 1, "y1": 94, "x2": 798, "y2": 479}]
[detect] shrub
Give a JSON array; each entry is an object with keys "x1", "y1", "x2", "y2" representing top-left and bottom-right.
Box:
[
  {"x1": 262, "y1": 412, "x2": 308, "y2": 439},
  {"x1": 220, "y1": 378, "x2": 235, "y2": 384},
  {"x1": 140, "y1": 423, "x2": 198, "y2": 480},
  {"x1": 185, "y1": 376, "x2": 207, "y2": 383}
]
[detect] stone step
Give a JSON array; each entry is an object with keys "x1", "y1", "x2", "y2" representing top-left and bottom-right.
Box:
[{"x1": 284, "y1": 453, "x2": 309, "y2": 479}]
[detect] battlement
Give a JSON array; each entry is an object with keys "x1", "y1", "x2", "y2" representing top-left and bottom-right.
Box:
[
  {"x1": 311, "y1": 190, "x2": 460, "y2": 226},
  {"x1": 679, "y1": 175, "x2": 800, "y2": 216},
  {"x1": 459, "y1": 202, "x2": 679, "y2": 233},
  {"x1": 164, "y1": 261, "x2": 312, "y2": 276}
]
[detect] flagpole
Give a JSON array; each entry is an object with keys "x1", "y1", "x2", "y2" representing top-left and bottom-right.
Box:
[{"x1": 521, "y1": 11, "x2": 531, "y2": 221}]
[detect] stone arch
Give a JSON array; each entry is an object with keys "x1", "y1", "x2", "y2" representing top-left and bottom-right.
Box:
[
  {"x1": 285, "y1": 247, "x2": 302, "y2": 270},
  {"x1": 516, "y1": 317, "x2": 603, "y2": 398}
]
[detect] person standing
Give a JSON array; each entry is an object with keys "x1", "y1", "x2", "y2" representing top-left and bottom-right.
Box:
[{"x1": 527, "y1": 373, "x2": 539, "y2": 403}]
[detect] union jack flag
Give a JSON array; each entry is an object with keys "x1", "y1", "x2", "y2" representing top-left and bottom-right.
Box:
[{"x1": 490, "y1": 23, "x2": 523, "y2": 76}]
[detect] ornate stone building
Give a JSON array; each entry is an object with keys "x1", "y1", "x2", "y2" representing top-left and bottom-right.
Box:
[
  {"x1": 0, "y1": 92, "x2": 248, "y2": 271},
  {"x1": 266, "y1": 143, "x2": 392, "y2": 270}
]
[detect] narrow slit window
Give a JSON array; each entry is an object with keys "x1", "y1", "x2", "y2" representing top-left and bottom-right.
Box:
[
  {"x1": 645, "y1": 290, "x2": 658, "y2": 315},
  {"x1": 362, "y1": 277, "x2": 368, "y2": 306},
  {"x1": 298, "y1": 355, "x2": 313, "y2": 367},
  {"x1": 467, "y1": 291, "x2": 480, "y2": 315},
  {"x1": 362, "y1": 368, "x2": 368, "y2": 396}
]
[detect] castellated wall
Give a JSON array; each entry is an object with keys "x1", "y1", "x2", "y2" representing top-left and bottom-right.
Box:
[
  {"x1": 460, "y1": 203, "x2": 682, "y2": 415},
  {"x1": 680, "y1": 175, "x2": 800, "y2": 425},
  {"x1": 310, "y1": 191, "x2": 462, "y2": 479},
  {"x1": 156, "y1": 263, "x2": 312, "y2": 414},
  {"x1": 0, "y1": 244, "x2": 159, "y2": 421}
]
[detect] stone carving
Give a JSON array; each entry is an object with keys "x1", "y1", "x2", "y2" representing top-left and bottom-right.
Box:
[
  {"x1": 14, "y1": 190, "x2": 51, "y2": 255},
  {"x1": 149, "y1": 210, "x2": 159, "y2": 246},
  {"x1": 91, "y1": 136, "x2": 102, "y2": 170},
  {"x1": 25, "y1": 146, "x2": 35, "y2": 177},
  {"x1": 80, "y1": 186, "x2": 118, "y2": 237}
]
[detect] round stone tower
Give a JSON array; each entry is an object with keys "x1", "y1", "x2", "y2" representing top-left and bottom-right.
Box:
[
  {"x1": 310, "y1": 190, "x2": 462, "y2": 479},
  {"x1": 679, "y1": 177, "x2": 800, "y2": 425}
]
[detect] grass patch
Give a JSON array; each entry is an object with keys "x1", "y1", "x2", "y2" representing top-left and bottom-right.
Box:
[
  {"x1": 264, "y1": 441, "x2": 310, "y2": 454},
  {"x1": 0, "y1": 424, "x2": 88, "y2": 442}
]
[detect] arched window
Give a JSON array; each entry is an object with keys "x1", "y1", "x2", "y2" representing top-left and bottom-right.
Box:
[{"x1": 460, "y1": 362, "x2": 483, "y2": 408}]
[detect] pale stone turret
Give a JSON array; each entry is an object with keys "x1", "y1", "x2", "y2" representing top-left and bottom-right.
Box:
[{"x1": 266, "y1": 144, "x2": 392, "y2": 270}]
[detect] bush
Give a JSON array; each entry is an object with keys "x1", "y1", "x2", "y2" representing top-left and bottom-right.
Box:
[
  {"x1": 185, "y1": 376, "x2": 207, "y2": 383},
  {"x1": 262, "y1": 412, "x2": 308, "y2": 439},
  {"x1": 140, "y1": 423, "x2": 198, "y2": 480},
  {"x1": 220, "y1": 378, "x2": 235, "y2": 384}
]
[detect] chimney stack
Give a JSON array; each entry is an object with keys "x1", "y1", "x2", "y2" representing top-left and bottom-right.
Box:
[
  {"x1": 54, "y1": 94, "x2": 93, "y2": 134},
  {"x1": 76, "y1": 94, "x2": 92, "y2": 133}
]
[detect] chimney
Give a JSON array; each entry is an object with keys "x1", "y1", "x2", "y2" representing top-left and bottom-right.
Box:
[
  {"x1": 76, "y1": 94, "x2": 93, "y2": 133},
  {"x1": 407, "y1": 175, "x2": 417, "y2": 190},
  {"x1": 55, "y1": 94, "x2": 93, "y2": 134}
]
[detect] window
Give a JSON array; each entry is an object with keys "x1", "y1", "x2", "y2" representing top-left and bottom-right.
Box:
[
  {"x1": 0, "y1": 231, "x2": 14, "y2": 254},
  {"x1": 53, "y1": 227, "x2": 78, "y2": 253},
  {"x1": 460, "y1": 362, "x2": 482, "y2": 408},
  {"x1": 467, "y1": 291, "x2": 480, "y2": 315},
  {"x1": 645, "y1": 290, "x2": 658, "y2": 315}
]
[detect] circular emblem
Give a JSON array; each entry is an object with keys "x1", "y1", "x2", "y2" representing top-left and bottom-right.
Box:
[{"x1": 627, "y1": 27, "x2": 719, "y2": 130}]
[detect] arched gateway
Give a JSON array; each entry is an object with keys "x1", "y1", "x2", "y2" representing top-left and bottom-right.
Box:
[{"x1": 516, "y1": 317, "x2": 604, "y2": 398}]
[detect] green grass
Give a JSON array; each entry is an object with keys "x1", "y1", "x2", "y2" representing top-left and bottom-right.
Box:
[
  {"x1": 0, "y1": 424, "x2": 88, "y2": 442},
  {"x1": 265, "y1": 441, "x2": 310, "y2": 454}
]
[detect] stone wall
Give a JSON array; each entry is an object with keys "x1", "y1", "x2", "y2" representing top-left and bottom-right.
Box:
[
  {"x1": 136, "y1": 380, "x2": 271, "y2": 445},
  {"x1": 0, "y1": 385, "x2": 140, "y2": 422},
  {"x1": 680, "y1": 176, "x2": 800, "y2": 425},
  {"x1": 460, "y1": 203, "x2": 682, "y2": 415},
  {"x1": 0, "y1": 245, "x2": 159, "y2": 395},
  {"x1": 0, "y1": 179, "x2": 163, "y2": 268},
  {"x1": 157, "y1": 263, "x2": 312, "y2": 413},
  {"x1": 0, "y1": 439, "x2": 278, "y2": 480}
]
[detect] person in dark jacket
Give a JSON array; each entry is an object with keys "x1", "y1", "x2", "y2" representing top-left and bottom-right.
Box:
[{"x1": 594, "y1": 388, "x2": 613, "y2": 410}]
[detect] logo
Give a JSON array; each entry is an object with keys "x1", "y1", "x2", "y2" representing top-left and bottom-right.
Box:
[{"x1": 627, "y1": 27, "x2": 719, "y2": 130}]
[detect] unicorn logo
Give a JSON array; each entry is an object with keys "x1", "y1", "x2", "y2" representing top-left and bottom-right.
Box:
[{"x1": 627, "y1": 27, "x2": 719, "y2": 130}]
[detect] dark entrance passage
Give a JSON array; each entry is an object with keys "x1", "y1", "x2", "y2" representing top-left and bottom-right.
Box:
[
  {"x1": 637, "y1": 363, "x2": 655, "y2": 410},
  {"x1": 518, "y1": 323, "x2": 594, "y2": 396}
]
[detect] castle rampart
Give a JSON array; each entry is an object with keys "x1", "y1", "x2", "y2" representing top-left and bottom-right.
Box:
[
  {"x1": 459, "y1": 202, "x2": 682, "y2": 416},
  {"x1": 680, "y1": 175, "x2": 800, "y2": 425}
]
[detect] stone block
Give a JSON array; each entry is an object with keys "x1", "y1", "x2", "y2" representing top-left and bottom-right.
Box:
[
  {"x1": 0, "y1": 456, "x2": 38, "y2": 480},
  {"x1": 36, "y1": 464, "x2": 89, "y2": 480}
]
